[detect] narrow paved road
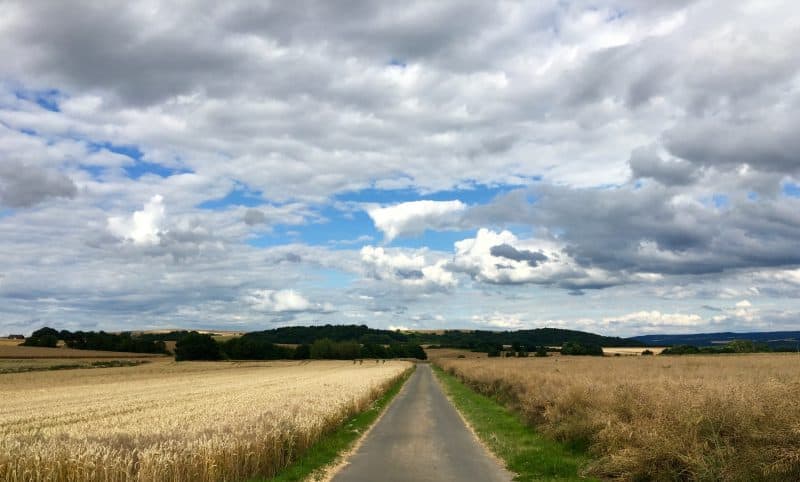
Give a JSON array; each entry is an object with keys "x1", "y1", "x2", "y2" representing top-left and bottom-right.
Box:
[{"x1": 331, "y1": 364, "x2": 512, "y2": 482}]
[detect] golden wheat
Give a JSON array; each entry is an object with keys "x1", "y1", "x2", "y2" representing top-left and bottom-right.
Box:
[
  {"x1": 434, "y1": 353, "x2": 800, "y2": 481},
  {"x1": 0, "y1": 359, "x2": 410, "y2": 482}
]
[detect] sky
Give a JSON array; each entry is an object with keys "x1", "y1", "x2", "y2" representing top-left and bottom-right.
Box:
[{"x1": 1, "y1": 0, "x2": 799, "y2": 337}]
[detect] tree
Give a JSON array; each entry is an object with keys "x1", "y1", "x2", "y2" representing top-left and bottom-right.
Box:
[
  {"x1": 310, "y1": 338, "x2": 335, "y2": 359},
  {"x1": 293, "y1": 344, "x2": 311, "y2": 360},
  {"x1": 21, "y1": 327, "x2": 60, "y2": 348},
  {"x1": 561, "y1": 341, "x2": 603, "y2": 356},
  {"x1": 174, "y1": 333, "x2": 221, "y2": 361},
  {"x1": 534, "y1": 345, "x2": 548, "y2": 357}
]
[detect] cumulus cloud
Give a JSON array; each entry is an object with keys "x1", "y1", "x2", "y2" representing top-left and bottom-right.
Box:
[
  {"x1": 1, "y1": 0, "x2": 800, "y2": 334},
  {"x1": 107, "y1": 195, "x2": 166, "y2": 246},
  {"x1": 489, "y1": 244, "x2": 548, "y2": 267},
  {"x1": 471, "y1": 312, "x2": 525, "y2": 329},
  {"x1": 603, "y1": 310, "x2": 704, "y2": 328},
  {"x1": 243, "y1": 208, "x2": 266, "y2": 226},
  {"x1": 0, "y1": 160, "x2": 77, "y2": 208},
  {"x1": 450, "y1": 228, "x2": 636, "y2": 290},
  {"x1": 367, "y1": 200, "x2": 466, "y2": 242},
  {"x1": 360, "y1": 245, "x2": 455, "y2": 289},
  {"x1": 629, "y1": 146, "x2": 698, "y2": 186},
  {"x1": 243, "y1": 289, "x2": 333, "y2": 313}
]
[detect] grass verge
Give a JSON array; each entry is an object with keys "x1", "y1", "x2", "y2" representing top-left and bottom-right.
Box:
[
  {"x1": 433, "y1": 365, "x2": 597, "y2": 482},
  {"x1": 255, "y1": 365, "x2": 414, "y2": 482}
]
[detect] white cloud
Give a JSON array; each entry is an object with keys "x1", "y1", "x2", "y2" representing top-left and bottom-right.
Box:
[
  {"x1": 451, "y1": 228, "x2": 629, "y2": 290},
  {"x1": 471, "y1": 312, "x2": 525, "y2": 329},
  {"x1": 107, "y1": 195, "x2": 166, "y2": 246},
  {"x1": 603, "y1": 310, "x2": 704, "y2": 327},
  {"x1": 360, "y1": 245, "x2": 456, "y2": 289},
  {"x1": 1, "y1": 1, "x2": 800, "y2": 335},
  {"x1": 367, "y1": 200, "x2": 466, "y2": 242},
  {"x1": 244, "y1": 289, "x2": 332, "y2": 313}
]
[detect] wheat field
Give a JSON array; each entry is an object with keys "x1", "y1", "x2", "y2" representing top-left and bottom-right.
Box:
[
  {"x1": 434, "y1": 353, "x2": 800, "y2": 481},
  {"x1": 0, "y1": 359, "x2": 410, "y2": 482}
]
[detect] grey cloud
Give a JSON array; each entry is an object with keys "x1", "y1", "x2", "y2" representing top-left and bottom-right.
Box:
[
  {"x1": 629, "y1": 146, "x2": 698, "y2": 186},
  {"x1": 243, "y1": 208, "x2": 266, "y2": 225},
  {"x1": 663, "y1": 114, "x2": 800, "y2": 174},
  {"x1": 490, "y1": 243, "x2": 548, "y2": 267},
  {"x1": 395, "y1": 269, "x2": 424, "y2": 280},
  {"x1": 527, "y1": 183, "x2": 800, "y2": 276},
  {"x1": 0, "y1": 161, "x2": 77, "y2": 207}
]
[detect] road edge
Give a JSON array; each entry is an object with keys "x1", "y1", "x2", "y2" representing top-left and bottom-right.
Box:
[{"x1": 314, "y1": 363, "x2": 416, "y2": 482}]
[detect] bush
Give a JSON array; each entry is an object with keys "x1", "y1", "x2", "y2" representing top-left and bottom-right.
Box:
[
  {"x1": 21, "y1": 327, "x2": 60, "y2": 347},
  {"x1": 174, "y1": 333, "x2": 221, "y2": 361},
  {"x1": 641, "y1": 349, "x2": 654, "y2": 356},
  {"x1": 534, "y1": 345, "x2": 548, "y2": 357},
  {"x1": 561, "y1": 341, "x2": 603, "y2": 356}
]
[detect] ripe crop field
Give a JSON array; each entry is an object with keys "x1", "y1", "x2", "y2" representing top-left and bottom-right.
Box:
[
  {"x1": 0, "y1": 340, "x2": 167, "y2": 359},
  {"x1": 434, "y1": 354, "x2": 800, "y2": 481},
  {"x1": 0, "y1": 359, "x2": 410, "y2": 482}
]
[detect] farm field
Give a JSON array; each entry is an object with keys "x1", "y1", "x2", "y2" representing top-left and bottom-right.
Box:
[
  {"x1": 601, "y1": 346, "x2": 666, "y2": 355},
  {"x1": 0, "y1": 359, "x2": 411, "y2": 482},
  {"x1": 0, "y1": 358, "x2": 149, "y2": 374},
  {"x1": 0, "y1": 339, "x2": 168, "y2": 359},
  {"x1": 433, "y1": 353, "x2": 800, "y2": 481}
]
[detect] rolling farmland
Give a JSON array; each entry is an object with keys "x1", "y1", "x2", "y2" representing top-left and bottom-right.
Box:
[
  {"x1": 433, "y1": 353, "x2": 800, "y2": 481},
  {"x1": 0, "y1": 359, "x2": 410, "y2": 482},
  {"x1": 0, "y1": 339, "x2": 167, "y2": 359}
]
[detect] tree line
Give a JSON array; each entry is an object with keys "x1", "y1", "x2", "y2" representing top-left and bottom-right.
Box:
[
  {"x1": 661, "y1": 340, "x2": 798, "y2": 355},
  {"x1": 22, "y1": 327, "x2": 168, "y2": 354},
  {"x1": 174, "y1": 332, "x2": 427, "y2": 361}
]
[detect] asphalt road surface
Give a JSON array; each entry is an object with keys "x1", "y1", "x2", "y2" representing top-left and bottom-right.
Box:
[{"x1": 331, "y1": 363, "x2": 512, "y2": 482}]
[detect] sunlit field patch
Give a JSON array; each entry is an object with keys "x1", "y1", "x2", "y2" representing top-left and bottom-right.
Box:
[
  {"x1": 433, "y1": 353, "x2": 800, "y2": 481},
  {"x1": 0, "y1": 359, "x2": 410, "y2": 482}
]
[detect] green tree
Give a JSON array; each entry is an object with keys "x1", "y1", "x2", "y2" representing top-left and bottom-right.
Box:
[
  {"x1": 310, "y1": 338, "x2": 335, "y2": 359},
  {"x1": 174, "y1": 333, "x2": 221, "y2": 361}
]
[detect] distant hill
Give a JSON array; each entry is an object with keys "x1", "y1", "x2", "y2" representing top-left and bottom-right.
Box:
[
  {"x1": 237, "y1": 325, "x2": 644, "y2": 349},
  {"x1": 633, "y1": 331, "x2": 800, "y2": 349},
  {"x1": 242, "y1": 325, "x2": 410, "y2": 345},
  {"x1": 408, "y1": 327, "x2": 645, "y2": 349}
]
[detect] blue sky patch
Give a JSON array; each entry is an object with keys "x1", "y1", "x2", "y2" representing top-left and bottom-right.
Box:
[
  {"x1": 14, "y1": 88, "x2": 62, "y2": 112},
  {"x1": 336, "y1": 182, "x2": 532, "y2": 206},
  {"x1": 783, "y1": 182, "x2": 800, "y2": 198}
]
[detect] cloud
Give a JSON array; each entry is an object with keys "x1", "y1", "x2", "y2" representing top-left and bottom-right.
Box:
[
  {"x1": 243, "y1": 208, "x2": 266, "y2": 226},
  {"x1": 0, "y1": 160, "x2": 77, "y2": 208},
  {"x1": 243, "y1": 289, "x2": 333, "y2": 313},
  {"x1": 367, "y1": 200, "x2": 466, "y2": 242},
  {"x1": 471, "y1": 312, "x2": 525, "y2": 329},
  {"x1": 629, "y1": 146, "x2": 698, "y2": 186},
  {"x1": 450, "y1": 228, "x2": 634, "y2": 289},
  {"x1": 602, "y1": 310, "x2": 704, "y2": 327},
  {"x1": 360, "y1": 245, "x2": 455, "y2": 289},
  {"x1": 489, "y1": 243, "x2": 548, "y2": 267},
  {"x1": 1, "y1": 0, "x2": 800, "y2": 335},
  {"x1": 107, "y1": 195, "x2": 166, "y2": 246}
]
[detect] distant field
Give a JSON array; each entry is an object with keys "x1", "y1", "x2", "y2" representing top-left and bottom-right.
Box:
[
  {"x1": 0, "y1": 340, "x2": 167, "y2": 359},
  {"x1": 0, "y1": 358, "x2": 151, "y2": 374},
  {"x1": 424, "y1": 347, "x2": 488, "y2": 359},
  {"x1": 0, "y1": 359, "x2": 410, "y2": 482},
  {"x1": 434, "y1": 353, "x2": 800, "y2": 481},
  {"x1": 602, "y1": 346, "x2": 665, "y2": 355}
]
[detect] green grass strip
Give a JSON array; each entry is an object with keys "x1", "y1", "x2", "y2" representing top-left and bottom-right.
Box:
[
  {"x1": 256, "y1": 365, "x2": 414, "y2": 482},
  {"x1": 433, "y1": 365, "x2": 598, "y2": 482}
]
